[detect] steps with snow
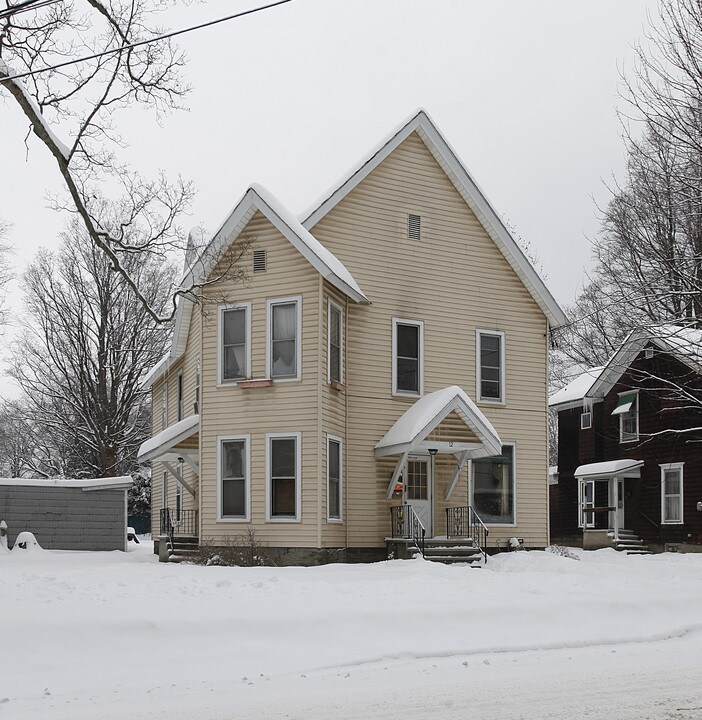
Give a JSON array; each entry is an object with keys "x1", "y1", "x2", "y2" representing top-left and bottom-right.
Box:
[
  {"x1": 413, "y1": 538, "x2": 484, "y2": 565},
  {"x1": 609, "y1": 529, "x2": 652, "y2": 555},
  {"x1": 167, "y1": 536, "x2": 200, "y2": 563}
]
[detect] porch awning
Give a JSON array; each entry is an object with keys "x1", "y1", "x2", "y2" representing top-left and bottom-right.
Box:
[
  {"x1": 611, "y1": 391, "x2": 637, "y2": 416},
  {"x1": 137, "y1": 414, "x2": 200, "y2": 464},
  {"x1": 374, "y1": 385, "x2": 502, "y2": 458},
  {"x1": 574, "y1": 459, "x2": 644, "y2": 480}
]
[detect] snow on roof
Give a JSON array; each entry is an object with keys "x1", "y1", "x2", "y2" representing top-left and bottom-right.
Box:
[
  {"x1": 549, "y1": 367, "x2": 605, "y2": 408},
  {"x1": 653, "y1": 323, "x2": 702, "y2": 365},
  {"x1": 374, "y1": 385, "x2": 502, "y2": 457},
  {"x1": 0, "y1": 476, "x2": 133, "y2": 490},
  {"x1": 302, "y1": 108, "x2": 566, "y2": 329},
  {"x1": 574, "y1": 459, "x2": 644, "y2": 479},
  {"x1": 137, "y1": 414, "x2": 199, "y2": 464}
]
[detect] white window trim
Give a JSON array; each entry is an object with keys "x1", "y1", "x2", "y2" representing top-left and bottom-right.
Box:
[
  {"x1": 217, "y1": 302, "x2": 252, "y2": 386},
  {"x1": 577, "y1": 479, "x2": 595, "y2": 529},
  {"x1": 618, "y1": 389, "x2": 639, "y2": 443},
  {"x1": 217, "y1": 434, "x2": 251, "y2": 522},
  {"x1": 392, "y1": 317, "x2": 424, "y2": 397},
  {"x1": 476, "y1": 329, "x2": 506, "y2": 405},
  {"x1": 266, "y1": 431, "x2": 302, "y2": 522},
  {"x1": 580, "y1": 411, "x2": 592, "y2": 430},
  {"x1": 327, "y1": 434, "x2": 343, "y2": 523},
  {"x1": 660, "y1": 462, "x2": 684, "y2": 525},
  {"x1": 470, "y1": 442, "x2": 517, "y2": 527},
  {"x1": 266, "y1": 296, "x2": 302, "y2": 382},
  {"x1": 328, "y1": 299, "x2": 344, "y2": 384}
]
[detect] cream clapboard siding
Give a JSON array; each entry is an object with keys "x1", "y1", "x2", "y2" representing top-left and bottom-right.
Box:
[
  {"x1": 149, "y1": 304, "x2": 201, "y2": 536},
  {"x1": 199, "y1": 211, "x2": 322, "y2": 547},
  {"x1": 321, "y1": 283, "x2": 349, "y2": 547},
  {"x1": 310, "y1": 132, "x2": 550, "y2": 548}
]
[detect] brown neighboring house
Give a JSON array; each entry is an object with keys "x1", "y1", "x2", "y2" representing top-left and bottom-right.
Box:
[
  {"x1": 550, "y1": 325, "x2": 702, "y2": 553},
  {"x1": 138, "y1": 110, "x2": 566, "y2": 564}
]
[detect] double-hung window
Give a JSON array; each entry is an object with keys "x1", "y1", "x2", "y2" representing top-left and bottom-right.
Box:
[
  {"x1": 327, "y1": 436, "x2": 342, "y2": 521},
  {"x1": 219, "y1": 304, "x2": 250, "y2": 383},
  {"x1": 660, "y1": 463, "x2": 683, "y2": 524},
  {"x1": 328, "y1": 300, "x2": 343, "y2": 384},
  {"x1": 267, "y1": 433, "x2": 301, "y2": 520},
  {"x1": 392, "y1": 318, "x2": 423, "y2": 396},
  {"x1": 218, "y1": 436, "x2": 250, "y2": 521},
  {"x1": 471, "y1": 444, "x2": 515, "y2": 524},
  {"x1": 477, "y1": 330, "x2": 505, "y2": 403},
  {"x1": 268, "y1": 297, "x2": 301, "y2": 380},
  {"x1": 613, "y1": 390, "x2": 638, "y2": 443}
]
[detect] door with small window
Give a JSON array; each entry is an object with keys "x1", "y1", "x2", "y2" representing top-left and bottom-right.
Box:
[{"x1": 404, "y1": 458, "x2": 432, "y2": 537}]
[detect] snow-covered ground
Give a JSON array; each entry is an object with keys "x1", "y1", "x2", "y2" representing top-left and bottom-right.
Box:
[{"x1": 3, "y1": 542, "x2": 702, "y2": 719}]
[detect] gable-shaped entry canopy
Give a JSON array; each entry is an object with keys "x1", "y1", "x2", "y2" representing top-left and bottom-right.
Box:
[{"x1": 375, "y1": 386, "x2": 502, "y2": 501}]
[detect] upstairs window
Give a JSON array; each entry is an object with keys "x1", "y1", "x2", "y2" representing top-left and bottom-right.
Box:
[
  {"x1": 392, "y1": 318, "x2": 423, "y2": 396},
  {"x1": 268, "y1": 297, "x2": 301, "y2": 380},
  {"x1": 477, "y1": 330, "x2": 505, "y2": 403},
  {"x1": 613, "y1": 390, "x2": 638, "y2": 443},
  {"x1": 219, "y1": 304, "x2": 250, "y2": 383},
  {"x1": 661, "y1": 463, "x2": 684, "y2": 524},
  {"x1": 328, "y1": 300, "x2": 343, "y2": 383}
]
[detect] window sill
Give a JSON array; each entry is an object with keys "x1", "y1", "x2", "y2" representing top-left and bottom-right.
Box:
[
  {"x1": 266, "y1": 517, "x2": 302, "y2": 523},
  {"x1": 216, "y1": 517, "x2": 251, "y2": 523},
  {"x1": 620, "y1": 437, "x2": 639, "y2": 444},
  {"x1": 661, "y1": 520, "x2": 684, "y2": 525},
  {"x1": 329, "y1": 380, "x2": 345, "y2": 392},
  {"x1": 327, "y1": 518, "x2": 344, "y2": 524},
  {"x1": 237, "y1": 378, "x2": 273, "y2": 389},
  {"x1": 477, "y1": 398, "x2": 506, "y2": 407}
]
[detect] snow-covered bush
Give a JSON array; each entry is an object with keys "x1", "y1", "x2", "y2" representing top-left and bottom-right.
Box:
[{"x1": 546, "y1": 545, "x2": 580, "y2": 560}]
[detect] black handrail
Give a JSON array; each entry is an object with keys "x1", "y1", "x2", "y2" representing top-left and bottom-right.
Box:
[
  {"x1": 446, "y1": 506, "x2": 489, "y2": 563},
  {"x1": 390, "y1": 504, "x2": 426, "y2": 557}
]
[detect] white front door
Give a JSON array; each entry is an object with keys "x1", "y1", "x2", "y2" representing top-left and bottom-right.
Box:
[
  {"x1": 405, "y1": 458, "x2": 433, "y2": 537},
  {"x1": 578, "y1": 479, "x2": 595, "y2": 529},
  {"x1": 608, "y1": 479, "x2": 625, "y2": 529}
]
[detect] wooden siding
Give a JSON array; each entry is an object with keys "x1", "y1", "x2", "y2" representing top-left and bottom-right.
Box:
[
  {"x1": 311, "y1": 132, "x2": 550, "y2": 549},
  {"x1": 198, "y1": 212, "x2": 322, "y2": 547}
]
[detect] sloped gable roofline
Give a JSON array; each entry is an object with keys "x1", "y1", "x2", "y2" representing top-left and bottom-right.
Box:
[
  {"x1": 587, "y1": 325, "x2": 702, "y2": 400},
  {"x1": 302, "y1": 109, "x2": 567, "y2": 329},
  {"x1": 142, "y1": 185, "x2": 369, "y2": 389}
]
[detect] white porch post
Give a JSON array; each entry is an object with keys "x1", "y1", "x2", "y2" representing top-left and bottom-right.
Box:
[{"x1": 612, "y1": 476, "x2": 619, "y2": 542}]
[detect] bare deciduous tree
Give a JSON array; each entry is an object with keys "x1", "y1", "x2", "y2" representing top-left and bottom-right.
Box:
[
  {"x1": 0, "y1": 0, "x2": 195, "y2": 322},
  {"x1": 10, "y1": 219, "x2": 174, "y2": 478}
]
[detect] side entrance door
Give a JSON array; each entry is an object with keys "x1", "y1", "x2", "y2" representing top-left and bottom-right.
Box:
[{"x1": 405, "y1": 457, "x2": 433, "y2": 537}]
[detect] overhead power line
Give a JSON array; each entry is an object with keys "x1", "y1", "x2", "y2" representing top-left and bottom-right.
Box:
[
  {"x1": 0, "y1": 0, "x2": 294, "y2": 84},
  {"x1": 0, "y1": 0, "x2": 61, "y2": 21}
]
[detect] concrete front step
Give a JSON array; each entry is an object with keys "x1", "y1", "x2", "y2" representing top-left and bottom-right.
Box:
[{"x1": 167, "y1": 537, "x2": 200, "y2": 563}]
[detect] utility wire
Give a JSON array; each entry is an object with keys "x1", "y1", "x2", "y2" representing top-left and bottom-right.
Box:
[
  {"x1": 0, "y1": 0, "x2": 59, "y2": 21},
  {"x1": 0, "y1": 0, "x2": 294, "y2": 83}
]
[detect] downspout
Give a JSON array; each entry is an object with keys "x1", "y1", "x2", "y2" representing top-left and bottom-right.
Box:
[
  {"x1": 545, "y1": 319, "x2": 551, "y2": 547},
  {"x1": 345, "y1": 293, "x2": 349, "y2": 550},
  {"x1": 317, "y1": 277, "x2": 324, "y2": 550},
  {"x1": 199, "y1": 296, "x2": 204, "y2": 544}
]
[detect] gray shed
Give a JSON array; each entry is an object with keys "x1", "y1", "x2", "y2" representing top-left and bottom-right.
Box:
[{"x1": 0, "y1": 476, "x2": 133, "y2": 551}]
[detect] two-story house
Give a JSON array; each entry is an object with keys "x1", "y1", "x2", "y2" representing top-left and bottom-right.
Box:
[
  {"x1": 550, "y1": 325, "x2": 702, "y2": 553},
  {"x1": 138, "y1": 110, "x2": 566, "y2": 564}
]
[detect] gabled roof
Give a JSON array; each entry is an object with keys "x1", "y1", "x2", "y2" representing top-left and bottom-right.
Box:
[
  {"x1": 302, "y1": 109, "x2": 567, "y2": 329},
  {"x1": 374, "y1": 385, "x2": 502, "y2": 458},
  {"x1": 574, "y1": 459, "x2": 644, "y2": 480},
  {"x1": 588, "y1": 324, "x2": 702, "y2": 400},
  {"x1": 549, "y1": 366, "x2": 605, "y2": 409},
  {"x1": 143, "y1": 185, "x2": 369, "y2": 388}
]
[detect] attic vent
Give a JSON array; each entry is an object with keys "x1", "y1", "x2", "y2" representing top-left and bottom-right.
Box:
[
  {"x1": 253, "y1": 249, "x2": 267, "y2": 273},
  {"x1": 644, "y1": 347, "x2": 654, "y2": 359},
  {"x1": 408, "y1": 214, "x2": 421, "y2": 241}
]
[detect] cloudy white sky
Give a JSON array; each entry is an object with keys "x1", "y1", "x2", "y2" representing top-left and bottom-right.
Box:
[{"x1": 3, "y1": 0, "x2": 658, "y2": 317}]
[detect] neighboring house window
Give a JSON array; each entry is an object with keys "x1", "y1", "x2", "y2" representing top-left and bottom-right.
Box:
[
  {"x1": 471, "y1": 445, "x2": 515, "y2": 524},
  {"x1": 477, "y1": 330, "x2": 505, "y2": 403},
  {"x1": 219, "y1": 303, "x2": 251, "y2": 383},
  {"x1": 161, "y1": 381, "x2": 168, "y2": 430},
  {"x1": 268, "y1": 297, "x2": 301, "y2": 380},
  {"x1": 218, "y1": 436, "x2": 250, "y2": 521},
  {"x1": 661, "y1": 463, "x2": 684, "y2": 524},
  {"x1": 613, "y1": 390, "x2": 638, "y2": 442},
  {"x1": 392, "y1": 318, "x2": 424, "y2": 396},
  {"x1": 581, "y1": 411, "x2": 592, "y2": 430},
  {"x1": 328, "y1": 300, "x2": 343, "y2": 383},
  {"x1": 578, "y1": 479, "x2": 595, "y2": 528},
  {"x1": 267, "y1": 433, "x2": 301, "y2": 520},
  {"x1": 177, "y1": 374, "x2": 183, "y2": 422},
  {"x1": 327, "y1": 436, "x2": 342, "y2": 521}
]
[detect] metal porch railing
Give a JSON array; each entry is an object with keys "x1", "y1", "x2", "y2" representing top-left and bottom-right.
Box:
[
  {"x1": 446, "y1": 506, "x2": 489, "y2": 563},
  {"x1": 390, "y1": 504, "x2": 426, "y2": 557}
]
